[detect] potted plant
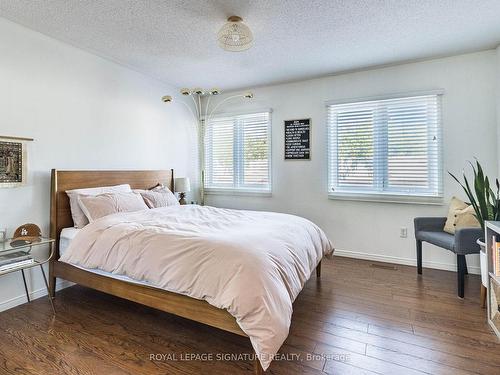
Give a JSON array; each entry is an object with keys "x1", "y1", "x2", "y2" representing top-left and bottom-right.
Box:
[
  {"x1": 449, "y1": 160, "x2": 500, "y2": 248},
  {"x1": 450, "y1": 160, "x2": 500, "y2": 290}
]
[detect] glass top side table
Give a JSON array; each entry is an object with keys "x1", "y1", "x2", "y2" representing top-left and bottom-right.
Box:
[{"x1": 0, "y1": 237, "x2": 55, "y2": 313}]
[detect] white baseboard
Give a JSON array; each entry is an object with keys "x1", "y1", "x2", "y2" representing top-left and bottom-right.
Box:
[
  {"x1": 333, "y1": 249, "x2": 481, "y2": 275},
  {"x1": 0, "y1": 279, "x2": 73, "y2": 312}
]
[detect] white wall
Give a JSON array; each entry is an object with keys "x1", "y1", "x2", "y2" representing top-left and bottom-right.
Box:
[
  {"x1": 206, "y1": 51, "x2": 499, "y2": 275},
  {"x1": 0, "y1": 18, "x2": 198, "y2": 311}
]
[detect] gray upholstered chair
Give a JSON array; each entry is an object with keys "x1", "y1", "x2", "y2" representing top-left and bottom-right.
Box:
[{"x1": 414, "y1": 217, "x2": 482, "y2": 298}]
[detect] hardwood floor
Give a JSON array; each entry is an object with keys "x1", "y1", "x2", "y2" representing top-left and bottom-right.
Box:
[{"x1": 0, "y1": 256, "x2": 498, "y2": 374}]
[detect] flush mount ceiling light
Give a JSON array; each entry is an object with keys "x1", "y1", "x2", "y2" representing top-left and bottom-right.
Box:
[{"x1": 217, "y1": 16, "x2": 253, "y2": 52}]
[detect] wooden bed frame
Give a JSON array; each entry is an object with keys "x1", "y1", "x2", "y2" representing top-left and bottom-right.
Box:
[{"x1": 49, "y1": 169, "x2": 321, "y2": 374}]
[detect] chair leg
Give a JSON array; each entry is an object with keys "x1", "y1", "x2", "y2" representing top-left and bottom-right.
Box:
[
  {"x1": 316, "y1": 261, "x2": 321, "y2": 278},
  {"x1": 464, "y1": 256, "x2": 468, "y2": 275},
  {"x1": 480, "y1": 284, "x2": 487, "y2": 308},
  {"x1": 416, "y1": 240, "x2": 422, "y2": 275},
  {"x1": 457, "y1": 254, "x2": 465, "y2": 298}
]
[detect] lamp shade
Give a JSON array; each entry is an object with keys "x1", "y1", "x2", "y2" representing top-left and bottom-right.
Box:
[
  {"x1": 217, "y1": 16, "x2": 253, "y2": 52},
  {"x1": 174, "y1": 177, "x2": 191, "y2": 193}
]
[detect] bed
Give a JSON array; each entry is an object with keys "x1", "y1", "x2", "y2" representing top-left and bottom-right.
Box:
[{"x1": 49, "y1": 169, "x2": 332, "y2": 374}]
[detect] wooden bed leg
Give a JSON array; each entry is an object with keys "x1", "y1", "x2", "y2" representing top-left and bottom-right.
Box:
[
  {"x1": 316, "y1": 260, "x2": 321, "y2": 278},
  {"x1": 480, "y1": 284, "x2": 486, "y2": 309},
  {"x1": 48, "y1": 263, "x2": 56, "y2": 298},
  {"x1": 254, "y1": 357, "x2": 263, "y2": 375},
  {"x1": 48, "y1": 276, "x2": 56, "y2": 298}
]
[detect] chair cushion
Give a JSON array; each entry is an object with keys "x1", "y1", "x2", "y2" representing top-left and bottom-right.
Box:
[{"x1": 417, "y1": 230, "x2": 455, "y2": 251}]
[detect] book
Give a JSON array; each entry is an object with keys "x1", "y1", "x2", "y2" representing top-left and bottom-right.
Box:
[
  {"x1": 0, "y1": 255, "x2": 32, "y2": 267},
  {"x1": 0, "y1": 255, "x2": 31, "y2": 266},
  {"x1": 0, "y1": 250, "x2": 29, "y2": 261},
  {"x1": 0, "y1": 258, "x2": 34, "y2": 272},
  {"x1": 0, "y1": 251, "x2": 31, "y2": 267},
  {"x1": 492, "y1": 235, "x2": 497, "y2": 275},
  {"x1": 497, "y1": 241, "x2": 500, "y2": 277}
]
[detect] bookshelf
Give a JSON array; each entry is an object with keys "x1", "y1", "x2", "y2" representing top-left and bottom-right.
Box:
[{"x1": 485, "y1": 222, "x2": 500, "y2": 339}]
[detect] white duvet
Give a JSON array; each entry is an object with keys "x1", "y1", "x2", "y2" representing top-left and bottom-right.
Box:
[{"x1": 60, "y1": 205, "x2": 334, "y2": 370}]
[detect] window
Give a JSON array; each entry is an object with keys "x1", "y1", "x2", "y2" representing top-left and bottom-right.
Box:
[
  {"x1": 327, "y1": 93, "x2": 442, "y2": 203},
  {"x1": 204, "y1": 111, "x2": 271, "y2": 193}
]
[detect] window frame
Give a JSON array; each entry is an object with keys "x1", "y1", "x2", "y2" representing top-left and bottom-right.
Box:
[
  {"x1": 204, "y1": 109, "x2": 272, "y2": 196},
  {"x1": 326, "y1": 91, "x2": 444, "y2": 205}
]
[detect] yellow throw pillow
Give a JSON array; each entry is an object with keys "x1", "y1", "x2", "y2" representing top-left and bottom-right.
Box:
[
  {"x1": 443, "y1": 197, "x2": 480, "y2": 234},
  {"x1": 455, "y1": 205, "x2": 481, "y2": 229},
  {"x1": 443, "y1": 197, "x2": 468, "y2": 233}
]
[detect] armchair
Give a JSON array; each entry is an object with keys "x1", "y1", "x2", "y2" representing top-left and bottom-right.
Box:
[{"x1": 414, "y1": 217, "x2": 482, "y2": 298}]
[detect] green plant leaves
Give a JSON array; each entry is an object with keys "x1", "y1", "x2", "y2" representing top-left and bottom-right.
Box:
[{"x1": 449, "y1": 160, "x2": 498, "y2": 231}]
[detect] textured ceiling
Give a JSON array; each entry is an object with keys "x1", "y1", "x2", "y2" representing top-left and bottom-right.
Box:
[{"x1": 1, "y1": 0, "x2": 500, "y2": 91}]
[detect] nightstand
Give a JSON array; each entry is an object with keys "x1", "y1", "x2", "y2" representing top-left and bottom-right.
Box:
[{"x1": 0, "y1": 237, "x2": 55, "y2": 313}]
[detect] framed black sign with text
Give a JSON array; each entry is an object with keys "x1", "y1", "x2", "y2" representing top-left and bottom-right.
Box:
[{"x1": 284, "y1": 118, "x2": 310, "y2": 160}]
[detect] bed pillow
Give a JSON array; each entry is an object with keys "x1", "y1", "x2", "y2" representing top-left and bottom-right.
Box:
[
  {"x1": 66, "y1": 184, "x2": 132, "y2": 228},
  {"x1": 78, "y1": 192, "x2": 149, "y2": 223},
  {"x1": 135, "y1": 186, "x2": 179, "y2": 208},
  {"x1": 443, "y1": 196, "x2": 480, "y2": 234}
]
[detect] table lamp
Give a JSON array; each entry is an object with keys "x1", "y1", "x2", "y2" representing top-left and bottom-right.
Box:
[{"x1": 174, "y1": 177, "x2": 191, "y2": 205}]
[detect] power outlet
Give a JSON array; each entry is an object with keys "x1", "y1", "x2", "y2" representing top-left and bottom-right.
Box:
[{"x1": 400, "y1": 227, "x2": 408, "y2": 238}]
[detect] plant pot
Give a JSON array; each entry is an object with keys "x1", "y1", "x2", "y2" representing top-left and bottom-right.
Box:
[
  {"x1": 477, "y1": 238, "x2": 485, "y2": 251},
  {"x1": 477, "y1": 238, "x2": 488, "y2": 288}
]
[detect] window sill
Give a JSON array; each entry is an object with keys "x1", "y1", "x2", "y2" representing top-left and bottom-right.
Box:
[
  {"x1": 328, "y1": 192, "x2": 444, "y2": 205},
  {"x1": 205, "y1": 189, "x2": 272, "y2": 198}
]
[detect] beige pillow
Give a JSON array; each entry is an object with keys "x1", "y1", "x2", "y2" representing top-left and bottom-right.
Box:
[
  {"x1": 135, "y1": 186, "x2": 179, "y2": 208},
  {"x1": 66, "y1": 184, "x2": 132, "y2": 228},
  {"x1": 78, "y1": 192, "x2": 149, "y2": 223},
  {"x1": 444, "y1": 196, "x2": 480, "y2": 234}
]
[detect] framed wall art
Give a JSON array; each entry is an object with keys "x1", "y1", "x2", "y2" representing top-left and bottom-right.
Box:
[
  {"x1": 0, "y1": 136, "x2": 33, "y2": 188},
  {"x1": 284, "y1": 118, "x2": 311, "y2": 160}
]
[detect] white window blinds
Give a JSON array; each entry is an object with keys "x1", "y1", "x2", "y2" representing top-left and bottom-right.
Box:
[
  {"x1": 205, "y1": 111, "x2": 271, "y2": 193},
  {"x1": 327, "y1": 94, "x2": 442, "y2": 200}
]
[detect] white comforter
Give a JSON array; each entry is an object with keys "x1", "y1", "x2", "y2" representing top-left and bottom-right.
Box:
[{"x1": 60, "y1": 205, "x2": 334, "y2": 370}]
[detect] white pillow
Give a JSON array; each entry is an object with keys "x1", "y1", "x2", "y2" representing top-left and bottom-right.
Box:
[
  {"x1": 78, "y1": 192, "x2": 149, "y2": 223},
  {"x1": 66, "y1": 184, "x2": 131, "y2": 228}
]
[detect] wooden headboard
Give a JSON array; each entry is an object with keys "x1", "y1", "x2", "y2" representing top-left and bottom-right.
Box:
[{"x1": 49, "y1": 169, "x2": 174, "y2": 257}]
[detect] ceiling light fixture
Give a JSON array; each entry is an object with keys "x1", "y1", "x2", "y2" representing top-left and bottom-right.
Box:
[{"x1": 217, "y1": 16, "x2": 253, "y2": 52}]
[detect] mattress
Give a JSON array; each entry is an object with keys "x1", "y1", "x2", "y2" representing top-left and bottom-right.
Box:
[
  {"x1": 59, "y1": 227, "x2": 81, "y2": 256},
  {"x1": 59, "y1": 227, "x2": 153, "y2": 287}
]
